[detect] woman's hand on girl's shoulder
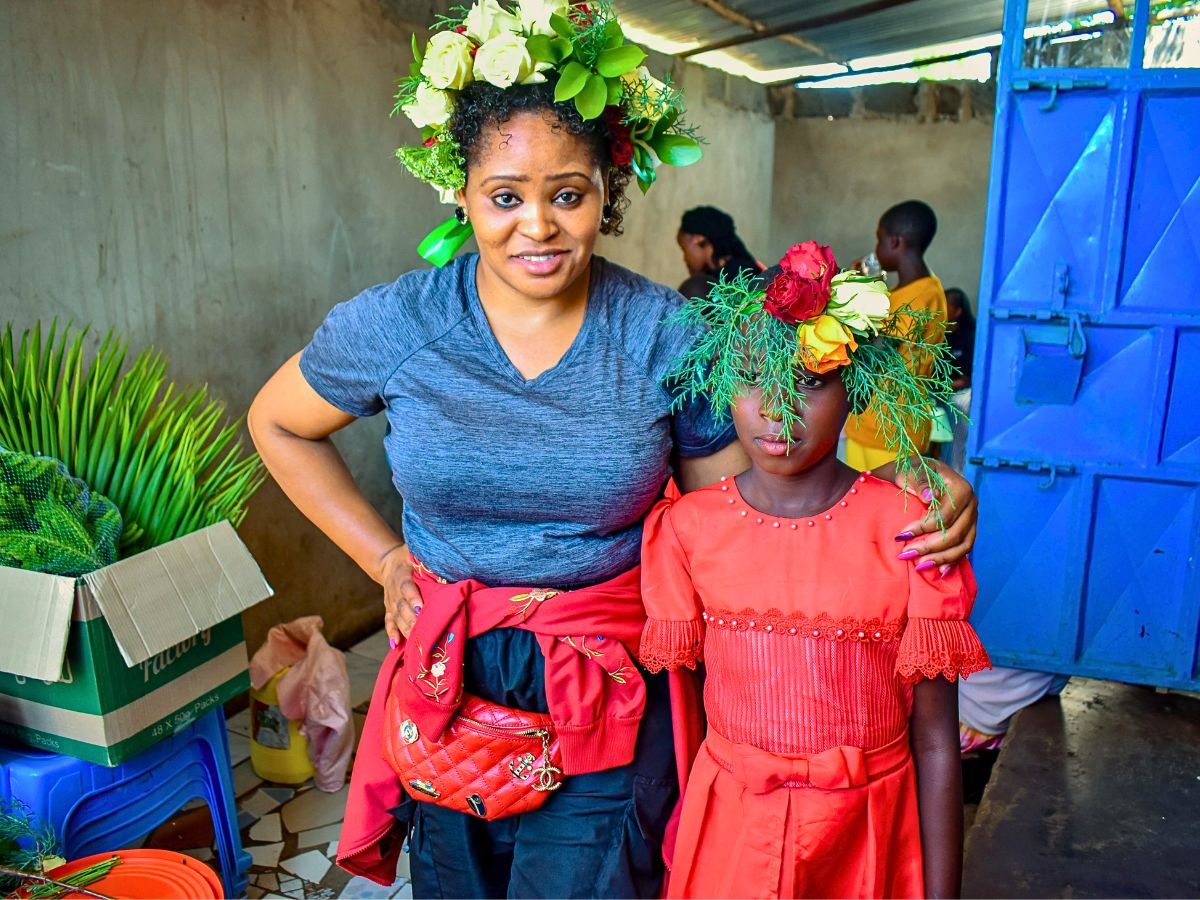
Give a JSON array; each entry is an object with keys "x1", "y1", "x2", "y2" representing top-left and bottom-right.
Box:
[
  {"x1": 879, "y1": 458, "x2": 978, "y2": 572},
  {"x1": 378, "y1": 543, "x2": 424, "y2": 644}
]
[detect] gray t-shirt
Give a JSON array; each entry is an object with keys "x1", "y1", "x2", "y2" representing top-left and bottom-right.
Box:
[{"x1": 299, "y1": 253, "x2": 734, "y2": 587}]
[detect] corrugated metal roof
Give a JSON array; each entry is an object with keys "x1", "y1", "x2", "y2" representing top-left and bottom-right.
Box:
[{"x1": 614, "y1": 0, "x2": 1115, "y2": 81}]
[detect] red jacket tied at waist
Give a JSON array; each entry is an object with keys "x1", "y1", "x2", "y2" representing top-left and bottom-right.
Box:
[{"x1": 337, "y1": 560, "x2": 648, "y2": 885}]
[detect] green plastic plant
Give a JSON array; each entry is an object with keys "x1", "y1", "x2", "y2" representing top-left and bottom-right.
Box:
[
  {"x1": 0, "y1": 449, "x2": 122, "y2": 577},
  {"x1": 0, "y1": 799, "x2": 117, "y2": 899},
  {"x1": 0, "y1": 322, "x2": 265, "y2": 557}
]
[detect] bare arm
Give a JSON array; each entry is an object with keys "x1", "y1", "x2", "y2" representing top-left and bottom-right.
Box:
[
  {"x1": 910, "y1": 676, "x2": 963, "y2": 899},
  {"x1": 247, "y1": 353, "x2": 421, "y2": 642}
]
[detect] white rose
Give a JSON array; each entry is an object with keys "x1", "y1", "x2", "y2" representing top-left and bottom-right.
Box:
[
  {"x1": 620, "y1": 66, "x2": 670, "y2": 122},
  {"x1": 421, "y1": 31, "x2": 475, "y2": 91},
  {"x1": 473, "y1": 33, "x2": 543, "y2": 88},
  {"x1": 437, "y1": 186, "x2": 459, "y2": 205},
  {"x1": 829, "y1": 275, "x2": 892, "y2": 334},
  {"x1": 403, "y1": 82, "x2": 455, "y2": 129},
  {"x1": 518, "y1": 0, "x2": 568, "y2": 36},
  {"x1": 464, "y1": 0, "x2": 521, "y2": 43}
]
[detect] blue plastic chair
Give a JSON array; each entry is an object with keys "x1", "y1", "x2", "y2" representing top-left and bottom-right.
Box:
[{"x1": 0, "y1": 708, "x2": 251, "y2": 897}]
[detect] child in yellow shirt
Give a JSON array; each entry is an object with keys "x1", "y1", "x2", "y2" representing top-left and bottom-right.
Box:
[{"x1": 845, "y1": 200, "x2": 949, "y2": 471}]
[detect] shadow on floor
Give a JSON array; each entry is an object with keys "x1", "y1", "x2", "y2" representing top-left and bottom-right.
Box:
[{"x1": 963, "y1": 678, "x2": 1200, "y2": 898}]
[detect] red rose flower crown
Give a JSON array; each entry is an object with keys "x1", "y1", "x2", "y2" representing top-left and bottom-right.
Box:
[{"x1": 666, "y1": 241, "x2": 961, "y2": 520}]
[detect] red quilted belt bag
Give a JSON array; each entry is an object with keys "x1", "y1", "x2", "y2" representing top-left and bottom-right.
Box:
[{"x1": 382, "y1": 689, "x2": 565, "y2": 821}]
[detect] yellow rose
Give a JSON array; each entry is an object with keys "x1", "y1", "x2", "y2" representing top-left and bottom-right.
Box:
[
  {"x1": 796, "y1": 315, "x2": 858, "y2": 374},
  {"x1": 828, "y1": 273, "x2": 892, "y2": 335},
  {"x1": 464, "y1": 0, "x2": 521, "y2": 43},
  {"x1": 403, "y1": 82, "x2": 455, "y2": 129},
  {"x1": 473, "y1": 33, "x2": 545, "y2": 88},
  {"x1": 518, "y1": 0, "x2": 569, "y2": 36},
  {"x1": 620, "y1": 66, "x2": 669, "y2": 122},
  {"x1": 421, "y1": 31, "x2": 475, "y2": 91}
]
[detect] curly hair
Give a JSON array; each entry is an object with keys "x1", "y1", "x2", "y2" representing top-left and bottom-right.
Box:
[{"x1": 448, "y1": 80, "x2": 633, "y2": 236}]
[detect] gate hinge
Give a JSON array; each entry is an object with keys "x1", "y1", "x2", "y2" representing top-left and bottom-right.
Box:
[
  {"x1": 1012, "y1": 78, "x2": 1110, "y2": 92},
  {"x1": 968, "y1": 457, "x2": 1077, "y2": 490},
  {"x1": 992, "y1": 307, "x2": 1090, "y2": 324}
]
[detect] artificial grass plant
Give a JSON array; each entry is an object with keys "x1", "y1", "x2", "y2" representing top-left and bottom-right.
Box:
[{"x1": 0, "y1": 322, "x2": 265, "y2": 557}]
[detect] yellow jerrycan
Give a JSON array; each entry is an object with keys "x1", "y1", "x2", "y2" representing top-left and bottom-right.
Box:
[{"x1": 249, "y1": 667, "x2": 315, "y2": 784}]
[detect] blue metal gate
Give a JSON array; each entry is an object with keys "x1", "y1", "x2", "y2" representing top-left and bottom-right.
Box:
[{"x1": 968, "y1": 0, "x2": 1200, "y2": 689}]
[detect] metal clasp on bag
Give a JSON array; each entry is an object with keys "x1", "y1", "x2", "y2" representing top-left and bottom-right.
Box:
[{"x1": 530, "y1": 729, "x2": 562, "y2": 792}]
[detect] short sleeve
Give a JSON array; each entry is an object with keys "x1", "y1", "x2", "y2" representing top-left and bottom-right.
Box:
[
  {"x1": 637, "y1": 486, "x2": 705, "y2": 673},
  {"x1": 299, "y1": 283, "x2": 403, "y2": 417},
  {"x1": 670, "y1": 388, "x2": 738, "y2": 459},
  {"x1": 896, "y1": 559, "x2": 991, "y2": 683}
]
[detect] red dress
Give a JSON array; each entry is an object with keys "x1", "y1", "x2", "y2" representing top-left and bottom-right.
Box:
[{"x1": 638, "y1": 473, "x2": 990, "y2": 900}]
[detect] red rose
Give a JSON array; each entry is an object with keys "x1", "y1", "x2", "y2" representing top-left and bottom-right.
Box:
[
  {"x1": 603, "y1": 106, "x2": 633, "y2": 167},
  {"x1": 763, "y1": 272, "x2": 829, "y2": 324},
  {"x1": 779, "y1": 240, "x2": 836, "y2": 291},
  {"x1": 610, "y1": 138, "x2": 632, "y2": 167}
]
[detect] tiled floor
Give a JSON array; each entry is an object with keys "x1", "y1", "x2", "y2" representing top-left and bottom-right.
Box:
[{"x1": 147, "y1": 630, "x2": 408, "y2": 899}]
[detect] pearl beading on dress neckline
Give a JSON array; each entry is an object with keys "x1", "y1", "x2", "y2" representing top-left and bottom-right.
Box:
[{"x1": 719, "y1": 473, "x2": 868, "y2": 528}]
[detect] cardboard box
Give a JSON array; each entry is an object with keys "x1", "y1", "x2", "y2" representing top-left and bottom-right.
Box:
[{"x1": 0, "y1": 521, "x2": 274, "y2": 765}]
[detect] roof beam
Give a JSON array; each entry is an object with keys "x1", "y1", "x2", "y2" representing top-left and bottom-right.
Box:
[
  {"x1": 679, "y1": 0, "x2": 924, "y2": 59},
  {"x1": 766, "y1": 45, "x2": 995, "y2": 87},
  {"x1": 680, "y1": 0, "x2": 836, "y2": 62}
]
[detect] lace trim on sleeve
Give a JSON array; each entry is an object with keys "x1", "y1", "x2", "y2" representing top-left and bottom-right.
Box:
[
  {"x1": 896, "y1": 617, "x2": 991, "y2": 683},
  {"x1": 638, "y1": 617, "x2": 705, "y2": 673}
]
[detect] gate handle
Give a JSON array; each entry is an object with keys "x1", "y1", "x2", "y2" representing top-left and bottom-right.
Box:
[{"x1": 1040, "y1": 84, "x2": 1060, "y2": 112}]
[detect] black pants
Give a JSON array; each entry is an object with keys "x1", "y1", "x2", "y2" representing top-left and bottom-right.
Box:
[{"x1": 392, "y1": 629, "x2": 677, "y2": 899}]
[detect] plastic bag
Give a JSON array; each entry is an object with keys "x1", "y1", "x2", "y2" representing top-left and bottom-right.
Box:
[{"x1": 249, "y1": 616, "x2": 354, "y2": 792}]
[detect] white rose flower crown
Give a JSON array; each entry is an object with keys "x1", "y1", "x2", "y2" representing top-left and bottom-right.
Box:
[{"x1": 392, "y1": 0, "x2": 703, "y2": 265}]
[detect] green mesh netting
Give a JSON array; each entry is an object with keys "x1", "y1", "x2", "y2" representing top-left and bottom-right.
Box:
[{"x1": 0, "y1": 448, "x2": 122, "y2": 577}]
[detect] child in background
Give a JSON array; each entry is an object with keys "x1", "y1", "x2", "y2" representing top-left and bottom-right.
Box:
[
  {"x1": 640, "y1": 242, "x2": 989, "y2": 899},
  {"x1": 844, "y1": 200, "x2": 948, "y2": 472}
]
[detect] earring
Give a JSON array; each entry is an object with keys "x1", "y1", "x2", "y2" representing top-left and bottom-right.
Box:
[
  {"x1": 601, "y1": 203, "x2": 613, "y2": 224},
  {"x1": 454, "y1": 206, "x2": 468, "y2": 225}
]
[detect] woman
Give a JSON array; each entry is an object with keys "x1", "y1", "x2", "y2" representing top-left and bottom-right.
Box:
[
  {"x1": 247, "y1": 5, "x2": 978, "y2": 897},
  {"x1": 677, "y1": 205, "x2": 763, "y2": 300}
]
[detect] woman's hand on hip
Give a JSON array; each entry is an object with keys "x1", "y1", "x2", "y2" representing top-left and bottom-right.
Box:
[
  {"x1": 880, "y1": 458, "x2": 978, "y2": 572},
  {"x1": 379, "y1": 543, "x2": 424, "y2": 643}
]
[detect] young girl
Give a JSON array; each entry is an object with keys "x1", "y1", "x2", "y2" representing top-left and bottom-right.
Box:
[{"x1": 639, "y1": 241, "x2": 990, "y2": 899}]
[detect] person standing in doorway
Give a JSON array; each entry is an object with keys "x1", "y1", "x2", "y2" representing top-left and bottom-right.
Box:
[{"x1": 844, "y1": 200, "x2": 949, "y2": 472}]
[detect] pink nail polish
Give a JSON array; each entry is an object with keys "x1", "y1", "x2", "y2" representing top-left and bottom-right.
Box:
[
  {"x1": 414, "y1": 605, "x2": 423, "y2": 616},
  {"x1": 897, "y1": 549, "x2": 920, "y2": 560},
  {"x1": 914, "y1": 560, "x2": 936, "y2": 572},
  {"x1": 894, "y1": 531, "x2": 915, "y2": 541},
  {"x1": 921, "y1": 489, "x2": 934, "y2": 502},
  {"x1": 389, "y1": 638, "x2": 397, "y2": 650},
  {"x1": 938, "y1": 564, "x2": 953, "y2": 578}
]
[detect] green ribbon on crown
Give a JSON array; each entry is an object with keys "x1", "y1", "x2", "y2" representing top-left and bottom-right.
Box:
[{"x1": 418, "y1": 216, "x2": 475, "y2": 268}]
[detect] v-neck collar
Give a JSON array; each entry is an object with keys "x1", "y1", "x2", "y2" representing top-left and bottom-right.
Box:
[{"x1": 465, "y1": 254, "x2": 600, "y2": 389}]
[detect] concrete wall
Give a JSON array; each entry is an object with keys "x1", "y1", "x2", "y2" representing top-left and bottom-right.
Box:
[
  {"x1": 0, "y1": 0, "x2": 774, "y2": 653},
  {"x1": 1, "y1": 0, "x2": 991, "y2": 654},
  {"x1": 1, "y1": 0, "x2": 453, "y2": 652},
  {"x1": 769, "y1": 90, "x2": 995, "y2": 305},
  {"x1": 598, "y1": 60, "x2": 775, "y2": 288}
]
